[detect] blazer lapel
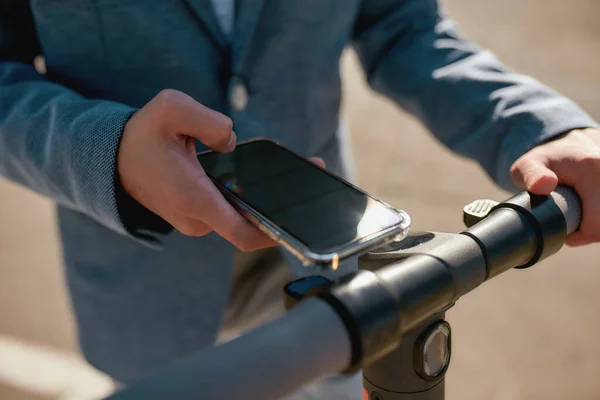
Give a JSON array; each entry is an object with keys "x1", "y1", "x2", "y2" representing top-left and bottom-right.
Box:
[
  {"x1": 185, "y1": 0, "x2": 230, "y2": 49},
  {"x1": 231, "y1": 0, "x2": 265, "y2": 72}
]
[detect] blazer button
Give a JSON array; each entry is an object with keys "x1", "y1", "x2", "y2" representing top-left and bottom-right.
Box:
[{"x1": 231, "y1": 81, "x2": 249, "y2": 111}]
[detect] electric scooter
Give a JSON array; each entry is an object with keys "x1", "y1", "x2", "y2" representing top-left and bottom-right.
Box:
[{"x1": 107, "y1": 186, "x2": 581, "y2": 400}]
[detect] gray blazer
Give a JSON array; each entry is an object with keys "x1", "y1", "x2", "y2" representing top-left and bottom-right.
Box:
[{"x1": 0, "y1": 0, "x2": 596, "y2": 383}]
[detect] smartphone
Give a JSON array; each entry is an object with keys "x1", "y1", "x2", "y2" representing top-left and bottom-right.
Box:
[{"x1": 197, "y1": 138, "x2": 411, "y2": 268}]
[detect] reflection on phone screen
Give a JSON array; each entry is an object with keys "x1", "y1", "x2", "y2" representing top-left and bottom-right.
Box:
[{"x1": 199, "y1": 141, "x2": 403, "y2": 253}]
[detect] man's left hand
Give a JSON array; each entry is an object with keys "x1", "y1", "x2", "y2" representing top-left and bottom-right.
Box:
[{"x1": 510, "y1": 128, "x2": 600, "y2": 247}]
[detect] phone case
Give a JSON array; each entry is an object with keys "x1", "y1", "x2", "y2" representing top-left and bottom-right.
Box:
[{"x1": 199, "y1": 138, "x2": 411, "y2": 268}]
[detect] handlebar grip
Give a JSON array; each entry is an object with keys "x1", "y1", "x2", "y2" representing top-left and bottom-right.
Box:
[
  {"x1": 550, "y1": 185, "x2": 582, "y2": 235},
  {"x1": 463, "y1": 185, "x2": 582, "y2": 276}
]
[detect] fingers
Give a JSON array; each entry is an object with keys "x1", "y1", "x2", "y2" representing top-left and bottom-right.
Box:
[
  {"x1": 123, "y1": 89, "x2": 279, "y2": 250},
  {"x1": 565, "y1": 232, "x2": 593, "y2": 247},
  {"x1": 565, "y1": 195, "x2": 600, "y2": 246},
  {"x1": 541, "y1": 151, "x2": 600, "y2": 246},
  {"x1": 177, "y1": 211, "x2": 276, "y2": 251},
  {"x1": 309, "y1": 157, "x2": 326, "y2": 168},
  {"x1": 147, "y1": 90, "x2": 275, "y2": 250},
  {"x1": 510, "y1": 156, "x2": 559, "y2": 195},
  {"x1": 176, "y1": 174, "x2": 277, "y2": 251},
  {"x1": 152, "y1": 89, "x2": 236, "y2": 152},
  {"x1": 564, "y1": 170, "x2": 600, "y2": 247},
  {"x1": 174, "y1": 218, "x2": 212, "y2": 237},
  {"x1": 511, "y1": 131, "x2": 600, "y2": 246}
]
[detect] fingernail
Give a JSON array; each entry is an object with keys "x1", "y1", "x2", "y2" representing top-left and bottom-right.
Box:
[{"x1": 226, "y1": 131, "x2": 237, "y2": 152}]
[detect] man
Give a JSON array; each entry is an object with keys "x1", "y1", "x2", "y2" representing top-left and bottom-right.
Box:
[{"x1": 1, "y1": 0, "x2": 599, "y2": 398}]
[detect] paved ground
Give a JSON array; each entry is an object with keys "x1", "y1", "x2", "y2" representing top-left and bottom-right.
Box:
[{"x1": 1, "y1": 0, "x2": 599, "y2": 399}]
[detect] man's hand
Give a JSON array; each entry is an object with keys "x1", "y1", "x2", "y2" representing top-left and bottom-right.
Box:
[
  {"x1": 510, "y1": 128, "x2": 600, "y2": 247},
  {"x1": 117, "y1": 89, "x2": 282, "y2": 251}
]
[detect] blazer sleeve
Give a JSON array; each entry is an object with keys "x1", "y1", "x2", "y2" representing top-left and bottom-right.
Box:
[
  {"x1": 352, "y1": 0, "x2": 598, "y2": 190},
  {"x1": 0, "y1": 1, "x2": 170, "y2": 246}
]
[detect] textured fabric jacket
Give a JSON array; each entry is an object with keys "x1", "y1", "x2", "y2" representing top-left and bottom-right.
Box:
[{"x1": 0, "y1": 0, "x2": 597, "y2": 383}]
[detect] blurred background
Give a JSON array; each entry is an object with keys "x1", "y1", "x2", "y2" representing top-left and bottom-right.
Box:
[{"x1": 1, "y1": 0, "x2": 599, "y2": 399}]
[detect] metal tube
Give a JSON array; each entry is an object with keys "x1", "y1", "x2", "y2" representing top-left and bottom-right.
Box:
[
  {"x1": 106, "y1": 298, "x2": 351, "y2": 400},
  {"x1": 463, "y1": 207, "x2": 538, "y2": 278},
  {"x1": 363, "y1": 313, "x2": 448, "y2": 400},
  {"x1": 551, "y1": 186, "x2": 582, "y2": 234}
]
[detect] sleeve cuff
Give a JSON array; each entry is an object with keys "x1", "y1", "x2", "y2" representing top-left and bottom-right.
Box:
[
  {"x1": 72, "y1": 101, "x2": 172, "y2": 248},
  {"x1": 495, "y1": 98, "x2": 599, "y2": 192},
  {"x1": 114, "y1": 171, "x2": 174, "y2": 243}
]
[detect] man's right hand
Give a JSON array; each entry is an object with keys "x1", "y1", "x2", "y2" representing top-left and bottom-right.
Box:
[{"x1": 117, "y1": 89, "x2": 276, "y2": 251}]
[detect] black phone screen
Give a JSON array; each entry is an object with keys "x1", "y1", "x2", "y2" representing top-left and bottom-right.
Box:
[{"x1": 198, "y1": 140, "x2": 403, "y2": 253}]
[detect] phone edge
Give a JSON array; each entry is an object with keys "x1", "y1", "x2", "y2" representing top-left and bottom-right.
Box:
[{"x1": 197, "y1": 139, "x2": 412, "y2": 267}]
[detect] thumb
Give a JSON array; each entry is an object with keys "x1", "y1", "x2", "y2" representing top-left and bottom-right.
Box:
[
  {"x1": 152, "y1": 89, "x2": 236, "y2": 152},
  {"x1": 510, "y1": 157, "x2": 559, "y2": 195}
]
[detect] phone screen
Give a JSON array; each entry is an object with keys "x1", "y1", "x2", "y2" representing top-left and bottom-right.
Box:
[{"x1": 198, "y1": 140, "x2": 404, "y2": 253}]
